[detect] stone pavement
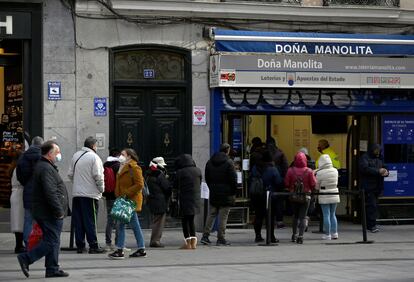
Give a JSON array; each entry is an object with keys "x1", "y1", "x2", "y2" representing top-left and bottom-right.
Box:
[{"x1": 0, "y1": 223, "x2": 414, "y2": 281}]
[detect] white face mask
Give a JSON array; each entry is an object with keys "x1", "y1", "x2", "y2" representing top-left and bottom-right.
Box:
[
  {"x1": 118, "y1": 155, "x2": 127, "y2": 163},
  {"x1": 55, "y1": 153, "x2": 62, "y2": 163}
]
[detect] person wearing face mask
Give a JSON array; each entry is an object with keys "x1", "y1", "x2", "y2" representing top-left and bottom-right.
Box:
[
  {"x1": 17, "y1": 140, "x2": 70, "y2": 278},
  {"x1": 359, "y1": 143, "x2": 389, "y2": 233},
  {"x1": 68, "y1": 136, "x2": 105, "y2": 254},
  {"x1": 108, "y1": 148, "x2": 147, "y2": 259}
]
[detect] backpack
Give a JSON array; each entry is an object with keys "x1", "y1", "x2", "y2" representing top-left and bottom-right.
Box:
[
  {"x1": 248, "y1": 171, "x2": 265, "y2": 198},
  {"x1": 289, "y1": 170, "x2": 308, "y2": 204},
  {"x1": 104, "y1": 166, "x2": 116, "y2": 193}
]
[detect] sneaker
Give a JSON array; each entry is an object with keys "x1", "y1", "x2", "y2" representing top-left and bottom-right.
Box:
[
  {"x1": 291, "y1": 234, "x2": 297, "y2": 243},
  {"x1": 105, "y1": 244, "x2": 114, "y2": 251},
  {"x1": 255, "y1": 235, "x2": 264, "y2": 243},
  {"x1": 123, "y1": 247, "x2": 132, "y2": 252},
  {"x1": 369, "y1": 227, "x2": 379, "y2": 233},
  {"x1": 332, "y1": 233, "x2": 339, "y2": 240},
  {"x1": 322, "y1": 234, "x2": 331, "y2": 240},
  {"x1": 129, "y1": 249, "x2": 147, "y2": 258},
  {"x1": 45, "y1": 269, "x2": 69, "y2": 278},
  {"x1": 271, "y1": 237, "x2": 279, "y2": 244},
  {"x1": 296, "y1": 236, "x2": 303, "y2": 244},
  {"x1": 216, "y1": 238, "x2": 231, "y2": 246},
  {"x1": 88, "y1": 247, "x2": 106, "y2": 254},
  {"x1": 200, "y1": 235, "x2": 211, "y2": 245},
  {"x1": 108, "y1": 249, "x2": 125, "y2": 260}
]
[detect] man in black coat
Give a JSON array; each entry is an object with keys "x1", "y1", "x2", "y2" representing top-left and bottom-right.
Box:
[
  {"x1": 359, "y1": 143, "x2": 389, "y2": 233},
  {"x1": 17, "y1": 140, "x2": 69, "y2": 278},
  {"x1": 16, "y1": 136, "x2": 43, "y2": 248},
  {"x1": 201, "y1": 143, "x2": 237, "y2": 246}
]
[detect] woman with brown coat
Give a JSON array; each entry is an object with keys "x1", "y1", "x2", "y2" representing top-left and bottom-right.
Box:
[{"x1": 108, "y1": 148, "x2": 147, "y2": 260}]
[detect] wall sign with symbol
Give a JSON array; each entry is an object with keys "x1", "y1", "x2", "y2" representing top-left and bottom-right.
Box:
[
  {"x1": 48, "y1": 81, "x2": 61, "y2": 100},
  {"x1": 94, "y1": 97, "x2": 107, "y2": 116},
  {"x1": 193, "y1": 106, "x2": 207, "y2": 126}
]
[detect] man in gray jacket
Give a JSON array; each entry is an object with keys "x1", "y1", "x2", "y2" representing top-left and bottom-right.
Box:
[{"x1": 68, "y1": 137, "x2": 105, "y2": 254}]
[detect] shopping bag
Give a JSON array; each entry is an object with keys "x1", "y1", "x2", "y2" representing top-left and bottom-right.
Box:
[
  {"x1": 110, "y1": 197, "x2": 137, "y2": 224},
  {"x1": 28, "y1": 223, "x2": 43, "y2": 251}
]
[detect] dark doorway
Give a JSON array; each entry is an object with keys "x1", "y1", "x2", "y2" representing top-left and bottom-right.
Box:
[{"x1": 110, "y1": 45, "x2": 192, "y2": 168}]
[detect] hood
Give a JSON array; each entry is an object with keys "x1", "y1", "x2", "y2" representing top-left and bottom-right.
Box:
[
  {"x1": 293, "y1": 152, "x2": 307, "y2": 168},
  {"x1": 317, "y1": 154, "x2": 333, "y2": 169},
  {"x1": 175, "y1": 154, "x2": 195, "y2": 169},
  {"x1": 210, "y1": 152, "x2": 229, "y2": 166},
  {"x1": 368, "y1": 143, "x2": 382, "y2": 158},
  {"x1": 24, "y1": 145, "x2": 41, "y2": 160}
]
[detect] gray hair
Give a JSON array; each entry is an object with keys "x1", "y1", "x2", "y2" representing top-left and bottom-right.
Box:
[
  {"x1": 84, "y1": 136, "x2": 97, "y2": 149},
  {"x1": 31, "y1": 136, "x2": 44, "y2": 146}
]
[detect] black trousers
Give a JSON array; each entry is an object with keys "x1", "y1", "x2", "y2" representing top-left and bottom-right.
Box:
[
  {"x1": 72, "y1": 197, "x2": 99, "y2": 249},
  {"x1": 252, "y1": 196, "x2": 277, "y2": 238},
  {"x1": 181, "y1": 215, "x2": 195, "y2": 238},
  {"x1": 365, "y1": 191, "x2": 378, "y2": 230}
]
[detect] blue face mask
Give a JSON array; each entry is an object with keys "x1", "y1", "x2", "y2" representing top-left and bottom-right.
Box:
[{"x1": 55, "y1": 153, "x2": 62, "y2": 162}]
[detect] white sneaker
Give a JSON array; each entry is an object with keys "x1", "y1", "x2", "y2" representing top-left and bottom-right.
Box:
[
  {"x1": 123, "y1": 247, "x2": 131, "y2": 252},
  {"x1": 105, "y1": 244, "x2": 113, "y2": 251},
  {"x1": 331, "y1": 233, "x2": 339, "y2": 240},
  {"x1": 322, "y1": 234, "x2": 331, "y2": 240}
]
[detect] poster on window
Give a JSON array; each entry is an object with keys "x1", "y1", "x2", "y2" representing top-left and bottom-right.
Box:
[{"x1": 193, "y1": 106, "x2": 207, "y2": 126}]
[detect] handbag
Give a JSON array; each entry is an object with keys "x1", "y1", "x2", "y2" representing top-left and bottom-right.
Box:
[
  {"x1": 110, "y1": 196, "x2": 137, "y2": 223},
  {"x1": 28, "y1": 223, "x2": 43, "y2": 251}
]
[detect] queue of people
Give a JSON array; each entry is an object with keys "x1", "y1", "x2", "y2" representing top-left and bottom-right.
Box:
[{"x1": 11, "y1": 135, "x2": 388, "y2": 278}]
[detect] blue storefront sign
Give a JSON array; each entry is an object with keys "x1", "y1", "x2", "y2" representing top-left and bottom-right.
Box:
[
  {"x1": 213, "y1": 29, "x2": 414, "y2": 56},
  {"x1": 382, "y1": 116, "x2": 414, "y2": 197},
  {"x1": 48, "y1": 81, "x2": 61, "y2": 100},
  {"x1": 94, "y1": 97, "x2": 107, "y2": 116}
]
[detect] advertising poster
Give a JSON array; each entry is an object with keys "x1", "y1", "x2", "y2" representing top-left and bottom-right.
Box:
[{"x1": 382, "y1": 116, "x2": 414, "y2": 197}]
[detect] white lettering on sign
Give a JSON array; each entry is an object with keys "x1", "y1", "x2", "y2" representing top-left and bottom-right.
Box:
[
  {"x1": 257, "y1": 58, "x2": 323, "y2": 69},
  {"x1": 275, "y1": 43, "x2": 374, "y2": 55},
  {"x1": 0, "y1": 16, "x2": 12, "y2": 35}
]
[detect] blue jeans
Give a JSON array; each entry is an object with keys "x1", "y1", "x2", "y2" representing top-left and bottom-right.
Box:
[
  {"x1": 320, "y1": 203, "x2": 338, "y2": 235},
  {"x1": 116, "y1": 212, "x2": 145, "y2": 249},
  {"x1": 23, "y1": 208, "x2": 33, "y2": 247},
  {"x1": 19, "y1": 218, "x2": 63, "y2": 275}
]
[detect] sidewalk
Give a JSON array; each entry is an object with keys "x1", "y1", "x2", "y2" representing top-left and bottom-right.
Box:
[{"x1": 1, "y1": 222, "x2": 414, "y2": 281}]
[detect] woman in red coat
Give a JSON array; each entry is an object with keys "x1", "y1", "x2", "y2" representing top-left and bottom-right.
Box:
[{"x1": 285, "y1": 152, "x2": 316, "y2": 244}]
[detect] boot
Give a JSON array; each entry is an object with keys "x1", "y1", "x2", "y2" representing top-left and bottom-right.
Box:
[
  {"x1": 179, "y1": 238, "x2": 191, "y2": 250},
  {"x1": 14, "y1": 232, "x2": 25, "y2": 254},
  {"x1": 190, "y1": 237, "x2": 197, "y2": 249}
]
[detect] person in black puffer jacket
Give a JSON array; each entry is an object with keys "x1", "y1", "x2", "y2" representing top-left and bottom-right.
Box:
[
  {"x1": 173, "y1": 154, "x2": 201, "y2": 250},
  {"x1": 201, "y1": 143, "x2": 237, "y2": 246},
  {"x1": 147, "y1": 157, "x2": 171, "y2": 248},
  {"x1": 16, "y1": 136, "x2": 44, "y2": 248}
]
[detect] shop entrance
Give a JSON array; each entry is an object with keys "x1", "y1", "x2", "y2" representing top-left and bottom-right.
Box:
[
  {"x1": 0, "y1": 40, "x2": 23, "y2": 207},
  {"x1": 222, "y1": 113, "x2": 359, "y2": 225}
]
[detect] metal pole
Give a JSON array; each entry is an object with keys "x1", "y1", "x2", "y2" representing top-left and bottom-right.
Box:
[
  {"x1": 266, "y1": 191, "x2": 271, "y2": 245},
  {"x1": 357, "y1": 189, "x2": 374, "y2": 244},
  {"x1": 259, "y1": 191, "x2": 277, "y2": 246}
]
